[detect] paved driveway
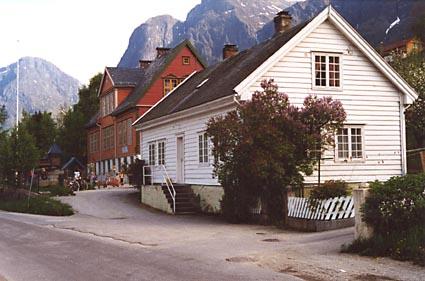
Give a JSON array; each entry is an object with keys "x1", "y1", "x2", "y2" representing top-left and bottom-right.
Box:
[{"x1": 1, "y1": 188, "x2": 424, "y2": 281}]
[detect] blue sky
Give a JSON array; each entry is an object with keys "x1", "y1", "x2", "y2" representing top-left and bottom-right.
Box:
[{"x1": 0, "y1": 0, "x2": 201, "y2": 83}]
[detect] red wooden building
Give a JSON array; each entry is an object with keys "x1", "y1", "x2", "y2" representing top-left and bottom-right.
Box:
[{"x1": 86, "y1": 40, "x2": 206, "y2": 175}]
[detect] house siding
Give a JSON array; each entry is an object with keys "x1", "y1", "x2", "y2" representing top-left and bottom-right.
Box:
[
  {"x1": 244, "y1": 20, "x2": 403, "y2": 183},
  {"x1": 141, "y1": 105, "x2": 234, "y2": 185}
]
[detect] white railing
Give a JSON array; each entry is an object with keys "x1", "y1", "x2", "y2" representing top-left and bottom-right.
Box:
[
  {"x1": 159, "y1": 165, "x2": 176, "y2": 213},
  {"x1": 142, "y1": 165, "x2": 176, "y2": 213},
  {"x1": 288, "y1": 196, "x2": 355, "y2": 220}
]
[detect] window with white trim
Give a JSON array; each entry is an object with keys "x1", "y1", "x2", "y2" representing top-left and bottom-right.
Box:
[
  {"x1": 313, "y1": 53, "x2": 341, "y2": 88},
  {"x1": 198, "y1": 132, "x2": 209, "y2": 164},
  {"x1": 148, "y1": 142, "x2": 156, "y2": 165},
  {"x1": 158, "y1": 141, "x2": 165, "y2": 165},
  {"x1": 336, "y1": 126, "x2": 364, "y2": 161}
]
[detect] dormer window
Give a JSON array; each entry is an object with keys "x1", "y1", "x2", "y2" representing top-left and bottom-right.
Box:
[
  {"x1": 101, "y1": 91, "x2": 116, "y2": 117},
  {"x1": 312, "y1": 53, "x2": 341, "y2": 89},
  {"x1": 182, "y1": 56, "x2": 191, "y2": 65}
]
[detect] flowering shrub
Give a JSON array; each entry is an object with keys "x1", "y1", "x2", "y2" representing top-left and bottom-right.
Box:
[
  {"x1": 309, "y1": 180, "x2": 348, "y2": 200},
  {"x1": 207, "y1": 80, "x2": 346, "y2": 223}
]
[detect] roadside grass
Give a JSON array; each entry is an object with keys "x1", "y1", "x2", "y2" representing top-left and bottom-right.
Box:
[
  {"x1": 0, "y1": 195, "x2": 74, "y2": 216},
  {"x1": 40, "y1": 184, "x2": 75, "y2": 196},
  {"x1": 342, "y1": 226, "x2": 425, "y2": 266}
]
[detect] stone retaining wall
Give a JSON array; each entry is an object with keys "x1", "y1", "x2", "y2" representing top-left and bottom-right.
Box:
[
  {"x1": 287, "y1": 217, "x2": 355, "y2": 232},
  {"x1": 141, "y1": 185, "x2": 173, "y2": 214},
  {"x1": 191, "y1": 185, "x2": 223, "y2": 214}
]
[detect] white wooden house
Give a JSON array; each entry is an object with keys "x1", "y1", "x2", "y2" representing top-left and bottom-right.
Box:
[{"x1": 133, "y1": 6, "x2": 417, "y2": 213}]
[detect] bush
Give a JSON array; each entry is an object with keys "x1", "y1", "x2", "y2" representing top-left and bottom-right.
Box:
[
  {"x1": 41, "y1": 185, "x2": 74, "y2": 197},
  {"x1": 364, "y1": 174, "x2": 425, "y2": 235},
  {"x1": 0, "y1": 195, "x2": 74, "y2": 216},
  {"x1": 345, "y1": 173, "x2": 425, "y2": 266},
  {"x1": 310, "y1": 180, "x2": 348, "y2": 200}
]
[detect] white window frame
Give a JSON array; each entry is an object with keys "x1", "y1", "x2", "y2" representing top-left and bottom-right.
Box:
[
  {"x1": 198, "y1": 132, "x2": 209, "y2": 165},
  {"x1": 148, "y1": 142, "x2": 156, "y2": 166},
  {"x1": 148, "y1": 140, "x2": 166, "y2": 166},
  {"x1": 157, "y1": 140, "x2": 166, "y2": 166},
  {"x1": 335, "y1": 125, "x2": 365, "y2": 162},
  {"x1": 311, "y1": 52, "x2": 343, "y2": 91}
]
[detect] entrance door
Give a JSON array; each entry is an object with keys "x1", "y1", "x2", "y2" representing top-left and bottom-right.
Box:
[{"x1": 176, "y1": 136, "x2": 185, "y2": 183}]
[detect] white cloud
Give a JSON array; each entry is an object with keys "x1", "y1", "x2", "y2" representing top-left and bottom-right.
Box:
[{"x1": 0, "y1": 0, "x2": 201, "y2": 83}]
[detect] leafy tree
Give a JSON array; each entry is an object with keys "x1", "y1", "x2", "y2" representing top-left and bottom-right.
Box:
[
  {"x1": 20, "y1": 111, "x2": 57, "y2": 154},
  {"x1": 57, "y1": 73, "x2": 101, "y2": 162},
  {"x1": 391, "y1": 52, "x2": 425, "y2": 148},
  {"x1": 0, "y1": 105, "x2": 6, "y2": 131},
  {"x1": 0, "y1": 126, "x2": 39, "y2": 187},
  {"x1": 207, "y1": 80, "x2": 346, "y2": 224}
]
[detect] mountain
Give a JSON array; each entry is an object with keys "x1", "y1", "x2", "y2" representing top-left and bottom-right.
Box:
[
  {"x1": 258, "y1": 0, "x2": 424, "y2": 46},
  {"x1": 119, "y1": 0, "x2": 424, "y2": 68},
  {"x1": 0, "y1": 57, "x2": 81, "y2": 128},
  {"x1": 118, "y1": 0, "x2": 293, "y2": 67}
]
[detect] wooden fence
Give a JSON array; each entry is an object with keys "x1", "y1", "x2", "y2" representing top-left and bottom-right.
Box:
[{"x1": 288, "y1": 196, "x2": 355, "y2": 221}]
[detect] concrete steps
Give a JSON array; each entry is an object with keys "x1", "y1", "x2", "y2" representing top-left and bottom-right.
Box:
[{"x1": 161, "y1": 184, "x2": 197, "y2": 215}]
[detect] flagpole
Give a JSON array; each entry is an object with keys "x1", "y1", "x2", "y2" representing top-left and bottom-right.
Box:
[{"x1": 16, "y1": 40, "x2": 20, "y2": 128}]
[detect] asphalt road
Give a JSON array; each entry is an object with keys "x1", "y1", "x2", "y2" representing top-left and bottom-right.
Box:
[
  {"x1": 1, "y1": 189, "x2": 424, "y2": 281},
  {"x1": 0, "y1": 215, "x2": 294, "y2": 281}
]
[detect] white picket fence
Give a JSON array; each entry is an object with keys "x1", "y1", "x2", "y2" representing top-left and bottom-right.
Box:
[{"x1": 288, "y1": 196, "x2": 355, "y2": 221}]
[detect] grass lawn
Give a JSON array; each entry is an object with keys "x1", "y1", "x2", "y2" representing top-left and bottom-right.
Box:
[{"x1": 0, "y1": 195, "x2": 74, "y2": 216}]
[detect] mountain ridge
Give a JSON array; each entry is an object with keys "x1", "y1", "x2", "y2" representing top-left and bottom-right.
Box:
[
  {"x1": 118, "y1": 0, "x2": 424, "y2": 68},
  {"x1": 0, "y1": 57, "x2": 81, "y2": 128}
]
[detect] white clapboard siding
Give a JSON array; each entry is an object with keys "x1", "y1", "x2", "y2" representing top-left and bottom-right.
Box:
[
  {"x1": 287, "y1": 196, "x2": 355, "y2": 220},
  {"x1": 247, "y1": 19, "x2": 403, "y2": 183},
  {"x1": 141, "y1": 105, "x2": 233, "y2": 185}
]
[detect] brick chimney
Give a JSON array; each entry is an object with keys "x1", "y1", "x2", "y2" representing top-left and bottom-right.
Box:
[
  {"x1": 223, "y1": 44, "x2": 239, "y2": 60},
  {"x1": 274, "y1": 10, "x2": 292, "y2": 34},
  {"x1": 156, "y1": 47, "x2": 171, "y2": 58},
  {"x1": 139, "y1": 60, "x2": 152, "y2": 69}
]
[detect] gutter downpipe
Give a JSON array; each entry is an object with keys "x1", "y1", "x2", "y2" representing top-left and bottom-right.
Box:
[{"x1": 96, "y1": 122, "x2": 102, "y2": 175}]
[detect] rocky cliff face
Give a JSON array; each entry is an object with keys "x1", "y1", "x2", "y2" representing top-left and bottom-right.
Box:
[
  {"x1": 0, "y1": 57, "x2": 80, "y2": 128},
  {"x1": 118, "y1": 0, "x2": 292, "y2": 67},
  {"x1": 118, "y1": 15, "x2": 180, "y2": 68},
  {"x1": 258, "y1": 0, "x2": 424, "y2": 46},
  {"x1": 119, "y1": 0, "x2": 423, "y2": 68}
]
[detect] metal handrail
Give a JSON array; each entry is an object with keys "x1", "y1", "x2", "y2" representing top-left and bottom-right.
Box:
[{"x1": 159, "y1": 165, "x2": 176, "y2": 213}]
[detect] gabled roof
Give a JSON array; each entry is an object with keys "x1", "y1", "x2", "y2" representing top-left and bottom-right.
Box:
[
  {"x1": 106, "y1": 67, "x2": 145, "y2": 87},
  {"x1": 134, "y1": 20, "x2": 309, "y2": 125},
  {"x1": 85, "y1": 111, "x2": 100, "y2": 129},
  {"x1": 47, "y1": 143, "x2": 63, "y2": 155},
  {"x1": 135, "y1": 6, "x2": 418, "y2": 127},
  {"x1": 61, "y1": 157, "x2": 85, "y2": 170},
  {"x1": 111, "y1": 39, "x2": 207, "y2": 116}
]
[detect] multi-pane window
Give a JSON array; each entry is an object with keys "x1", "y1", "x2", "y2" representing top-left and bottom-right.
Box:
[
  {"x1": 117, "y1": 119, "x2": 132, "y2": 147},
  {"x1": 101, "y1": 91, "x2": 116, "y2": 116},
  {"x1": 314, "y1": 54, "x2": 341, "y2": 88},
  {"x1": 198, "y1": 133, "x2": 209, "y2": 164},
  {"x1": 336, "y1": 127, "x2": 363, "y2": 161},
  {"x1": 163, "y1": 78, "x2": 185, "y2": 95},
  {"x1": 148, "y1": 143, "x2": 156, "y2": 165},
  {"x1": 89, "y1": 132, "x2": 99, "y2": 153},
  {"x1": 158, "y1": 141, "x2": 165, "y2": 165},
  {"x1": 102, "y1": 126, "x2": 114, "y2": 151}
]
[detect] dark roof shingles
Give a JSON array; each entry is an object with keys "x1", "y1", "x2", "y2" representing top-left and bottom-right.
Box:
[
  {"x1": 106, "y1": 67, "x2": 145, "y2": 87},
  {"x1": 139, "y1": 22, "x2": 309, "y2": 124}
]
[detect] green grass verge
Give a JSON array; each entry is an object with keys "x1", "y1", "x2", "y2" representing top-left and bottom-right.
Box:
[
  {"x1": 0, "y1": 196, "x2": 74, "y2": 216},
  {"x1": 40, "y1": 185, "x2": 75, "y2": 197}
]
